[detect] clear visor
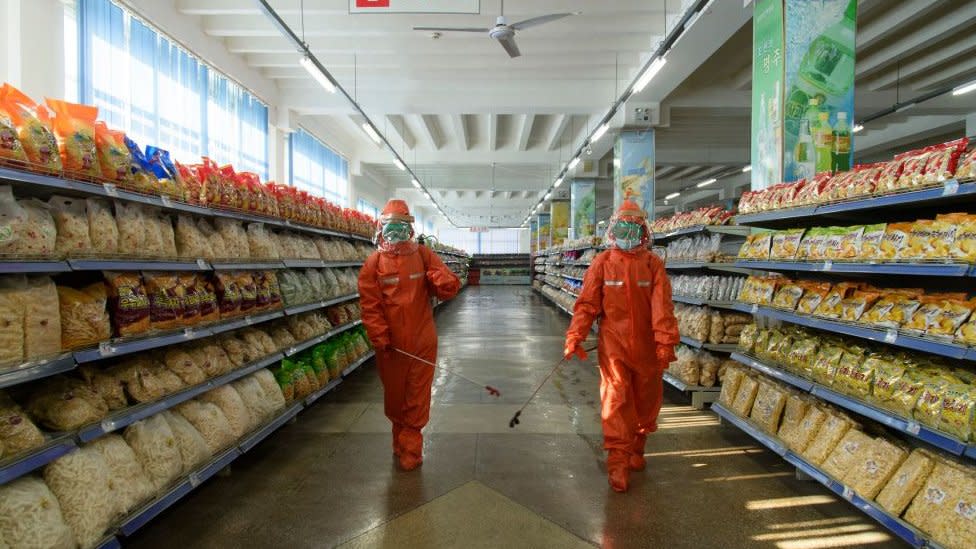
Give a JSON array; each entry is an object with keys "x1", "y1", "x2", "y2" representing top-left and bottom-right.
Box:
[
  {"x1": 382, "y1": 221, "x2": 412, "y2": 243},
  {"x1": 611, "y1": 221, "x2": 644, "y2": 242}
]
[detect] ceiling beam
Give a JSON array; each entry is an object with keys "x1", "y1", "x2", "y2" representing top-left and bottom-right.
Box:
[
  {"x1": 855, "y1": 114, "x2": 963, "y2": 158},
  {"x1": 223, "y1": 35, "x2": 657, "y2": 55},
  {"x1": 452, "y1": 114, "x2": 470, "y2": 151},
  {"x1": 909, "y1": 55, "x2": 976, "y2": 91},
  {"x1": 862, "y1": 33, "x2": 976, "y2": 91},
  {"x1": 516, "y1": 114, "x2": 535, "y2": 151},
  {"x1": 546, "y1": 114, "x2": 571, "y2": 151},
  {"x1": 489, "y1": 114, "x2": 499, "y2": 152},
  {"x1": 182, "y1": 0, "x2": 672, "y2": 16},
  {"x1": 856, "y1": 0, "x2": 942, "y2": 53},
  {"x1": 417, "y1": 114, "x2": 443, "y2": 150},
  {"x1": 386, "y1": 114, "x2": 415, "y2": 150}
]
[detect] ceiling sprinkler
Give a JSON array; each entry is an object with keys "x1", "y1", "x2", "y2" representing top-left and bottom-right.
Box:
[{"x1": 430, "y1": 31, "x2": 442, "y2": 39}]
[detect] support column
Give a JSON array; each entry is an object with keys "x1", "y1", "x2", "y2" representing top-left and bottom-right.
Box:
[
  {"x1": 550, "y1": 200, "x2": 570, "y2": 247},
  {"x1": 966, "y1": 113, "x2": 976, "y2": 138},
  {"x1": 752, "y1": 0, "x2": 857, "y2": 189},
  {"x1": 613, "y1": 130, "x2": 655, "y2": 216},
  {"x1": 570, "y1": 179, "x2": 597, "y2": 239}
]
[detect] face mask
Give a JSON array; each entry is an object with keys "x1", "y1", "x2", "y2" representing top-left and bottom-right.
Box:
[
  {"x1": 382, "y1": 222, "x2": 411, "y2": 243},
  {"x1": 611, "y1": 221, "x2": 643, "y2": 250}
]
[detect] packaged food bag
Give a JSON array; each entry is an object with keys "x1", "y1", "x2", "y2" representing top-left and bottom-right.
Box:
[
  {"x1": 87, "y1": 434, "x2": 154, "y2": 517},
  {"x1": 45, "y1": 99, "x2": 99, "y2": 177},
  {"x1": 157, "y1": 211, "x2": 177, "y2": 257},
  {"x1": 801, "y1": 412, "x2": 854, "y2": 465},
  {"x1": 247, "y1": 223, "x2": 279, "y2": 259},
  {"x1": 0, "y1": 476, "x2": 76, "y2": 549},
  {"x1": 0, "y1": 84, "x2": 61, "y2": 171},
  {"x1": 83, "y1": 197, "x2": 119, "y2": 255},
  {"x1": 123, "y1": 414, "x2": 184, "y2": 492},
  {"x1": 777, "y1": 394, "x2": 813, "y2": 446},
  {"x1": 27, "y1": 376, "x2": 109, "y2": 430},
  {"x1": 821, "y1": 429, "x2": 873, "y2": 480},
  {"x1": 43, "y1": 447, "x2": 115, "y2": 549},
  {"x1": 213, "y1": 272, "x2": 242, "y2": 319},
  {"x1": 48, "y1": 195, "x2": 93, "y2": 255},
  {"x1": 787, "y1": 405, "x2": 828, "y2": 453},
  {"x1": 199, "y1": 384, "x2": 256, "y2": 438},
  {"x1": 0, "y1": 392, "x2": 45, "y2": 456},
  {"x1": 93, "y1": 122, "x2": 132, "y2": 182},
  {"x1": 14, "y1": 198, "x2": 57, "y2": 256},
  {"x1": 842, "y1": 436, "x2": 908, "y2": 499},
  {"x1": 144, "y1": 272, "x2": 183, "y2": 331},
  {"x1": 19, "y1": 275, "x2": 62, "y2": 358},
  {"x1": 112, "y1": 200, "x2": 146, "y2": 256},
  {"x1": 749, "y1": 380, "x2": 788, "y2": 434},
  {"x1": 0, "y1": 105, "x2": 28, "y2": 163},
  {"x1": 159, "y1": 410, "x2": 211, "y2": 474},
  {"x1": 57, "y1": 282, "x2": 111, "y2": 350},
  {"x1": 78, "y1": 364, "x2": 127, "y2": 411},
  {"x1": 197, "y1": 275, "x2": 220, "y2": 323},
  {"x1": 730, "y1": 374, "x2": 760, "y2": 417},
  {"x1": 876, "y1": 449, "x2": 936, "y2": 516},
  {"x1": 141, "y1": 206, "x2": 165, "y2": 257},
  {"x1": 904, "y1": 462, "x2": 969, "y2": 544},
  {"x1": 232, "y1": 376, "x2": 274, "y2": 424}
]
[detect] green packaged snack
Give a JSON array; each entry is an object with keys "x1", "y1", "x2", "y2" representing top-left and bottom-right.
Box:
[
  {"x1": 323, "y1": 341, "x2": 343, "y2": 378},
  {"x1": 939, "y1": 384, "x2": 976, "y2": 441},
  {"x1": 738, "y1": 323, "x2": 759, "y2": 353},
  {"x1": 787, "y1": 337, "x2": 819, "y2": 378},
  {"x1": 811, "y1": 344, "x2": 844, "y2": 386},
  {"x1": 311, "y1": 344, "x2": 331, "y2": 385},
  {"x1": 273, "y1": 363, "x2": 295, "y2": 402}
]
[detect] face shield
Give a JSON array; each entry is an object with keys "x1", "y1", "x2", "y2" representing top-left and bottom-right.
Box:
[
  {"x1": 605, "y1": 210, "x2": 650, "y2": 251},
  {"x1": 374, "y1": 216, "x2": 417, "y2": 254},
  {"x1": 382, "y1": 221, "x2": 412, "y2": 244}
]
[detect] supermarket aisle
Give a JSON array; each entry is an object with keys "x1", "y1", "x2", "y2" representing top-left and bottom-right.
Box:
[{"x1": 130, "y1": 287, "x2": 897, "y2": 549}]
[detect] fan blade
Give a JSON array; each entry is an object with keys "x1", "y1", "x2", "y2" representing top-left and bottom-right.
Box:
[
  {"x1": 510, "y1": 12, "x2": 579, "y2": 30},
  {"x1": 497, "y1": 36, "x2": 521, "y2": 58},
  {"x1": 413, "y1": 26, "x2": 490, "y2": 32}
]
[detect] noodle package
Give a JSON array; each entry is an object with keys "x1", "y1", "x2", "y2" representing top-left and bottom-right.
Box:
[
  {"x1": 0, "y1": 84, "x2": 61, "y2": 171},
  {"x1": 45, "y1": 99, "x2": 99, "y2": 177},
  {"x1": 93, "y1": 122, "x2": 132, "y2": 183}
]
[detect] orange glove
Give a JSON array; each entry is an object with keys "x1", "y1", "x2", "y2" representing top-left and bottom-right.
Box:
[
  {"x1": 564, "y1": 339, "x2": 588, "y2": 360},
  {"x1": 655, "y1": 345, "x2": 676, "y2": 365}
]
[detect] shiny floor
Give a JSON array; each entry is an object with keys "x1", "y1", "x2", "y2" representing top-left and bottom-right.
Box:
[{"x1": 129, "y1": 286, "x2": 902, "y2": 549}]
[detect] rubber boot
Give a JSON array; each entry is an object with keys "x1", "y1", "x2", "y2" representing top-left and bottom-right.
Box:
[
  {"x1": 607, "y1": 450, "x2": 631, "y2": 493},
  {"x1": 629, "y1": 434, "x2": 647, "y2": 471},
  {"x1": 397, "y1": 427, "x2": 424, "y2": 471}
]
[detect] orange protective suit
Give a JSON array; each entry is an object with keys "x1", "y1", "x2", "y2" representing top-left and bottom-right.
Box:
[
  {"x1": 565, "y1": 200, "x2": 679, "y2": 492},
  {"x1": 358, "y1": 200, "x2": 461, "y2": 470}
]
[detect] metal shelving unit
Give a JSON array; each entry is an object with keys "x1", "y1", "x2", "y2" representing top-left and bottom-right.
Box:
[
  {"x1": 678, "y1": 335, "x2": 737, "y2": 353},
  {"x1": 733, "y1": 260, "x2": 974, "y2": 277},
  {"x1": 652, "y1": 224, "x2": 751, "y2": 242},
  {"x1": 671, "y1": 295, "x2": 741, "y2": 311},
  {"x1": 662, "y1": 372, "x2": 721, "y2": 410},
  {"x1": 0, "y1": 435, "x2": 77, "y2": 485}
]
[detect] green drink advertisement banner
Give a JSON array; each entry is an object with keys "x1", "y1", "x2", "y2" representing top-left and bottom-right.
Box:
[
  {"x1": 753, "y1": 0, "x2": 856, "y2": 188},
  {"x1": 751, "y1": 0, "x2": 784, "y2": 190},
  {"x1": 570, "y1": 180, "x2": 596, "y2": 238},
  {"x1": 550, "y1": 201, "x2": 570, "y2": 247},
  {"x1": 537, "y1": 214, "x2": 551, "y2": 251},
  {"x1": 784, "y1": 0, "x2": 856, "y2": 182}
]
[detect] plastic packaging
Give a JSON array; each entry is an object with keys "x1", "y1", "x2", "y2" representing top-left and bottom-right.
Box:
[
  {"x1": 174, "y1": 400, "x2": 236, "y2": 454},
  {"x1": 247, "y1": 223, "x2": 279, "y2": 259},
  {"x1": 113, "y1": 200, "x2": 146, "y2": 256},
  {"x1": 42, "y1": 445, "x2": 115, "y2": 549},
  {"x1": 14, "y1": 198, "x2": 57, "y2": 256},
  {"x1": 159, "y1": 410, "x2": 211, "y2": 474},
  {"x1": 21, "y1": 276, "x2": 62, "y2": 359},
  {"x1": 0, "y1": 392, "x2": 45, "y2": 457},
  {"x1": 78, "y1": 364, "x2": 127, "y2": 411},
  {"x1": 93, "y1": 122, "x2": 132, "y2": 183},
  {"x1": 44, "y1": 99, "x2": 99, "y2": 177},
  {"x1": 876, "y1": 449, "x2": 936, "y2": 516},
  {"x1": 123, "y1": 414, "x2": 184, "y2": 492},
  {"x1": 163, "y1": 347, "x2": 206, "y2": 386},
  {"x1": 0, "y1": 83, "x2": 62, "y2": 172},
  {"x1": 48, "y1": 196, "x2": 93, "y2": 255},
  {"x1": 57, "y1": 282, "x2": 111, "y2": 350},
  {"x1": 87, "y1": 434, "x2": 154, "y2": 517},
  {"x1": 103, "y1": 271, "x2": 150, "y2": 337},
  {"x1": 0, "y1": 476, "x2": 75, "y2": 549},
  {"x1": 145, "y1": 272, "x2": 183, "y2": 331}
]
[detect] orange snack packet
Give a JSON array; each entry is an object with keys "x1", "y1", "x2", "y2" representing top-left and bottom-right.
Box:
[
  {"x1": 44, "y1": 99, "x2": 99, "y2": 177},
  {"x1": 93, "y1": 122, "x2": 133, "y2": 183},
  {"x1": 0, "y1": 84, "x2": 60, "y2": 171}
]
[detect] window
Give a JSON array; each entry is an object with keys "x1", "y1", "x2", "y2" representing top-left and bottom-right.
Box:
[
  {"x1": 357, "y1": 198, "x2": 379, "y2": 218},
  {"x1": 436, "y1": 228, "x2": 526, "y2": 254},
  {"x1": 79, "y1": 0, "x2": 268, "y2": 177},
  {"x1": 290, "y1": 129, "x2": 349, "y2": 206}
]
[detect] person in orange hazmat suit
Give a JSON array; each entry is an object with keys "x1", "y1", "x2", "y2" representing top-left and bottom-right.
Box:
[
  {"x1": 564, "y1": 199, "x2": 679, "y2": 492},
  {"x1": 358, "y1": 199, "x2": 461, "y2": 471}
]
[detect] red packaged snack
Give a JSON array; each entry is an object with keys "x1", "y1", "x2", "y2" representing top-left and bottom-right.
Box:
[
  {"x1": 178, "y1": 273, "x2": 200, "y2": 326},
  {"x1": 922, "y1": 138, "x2": 968, "y2": 185},
  {"x1": 213, "y1": 272, "x2": 242, "y2": 318},
  {"x1": 196, "y1": 275, "x2": 220, "y2": 323},
  {"x1": 895, "y1": 148, "x2": 934, "y2": 189},
  {"x1": 144, "y1": 272, "x2": 184, "y2": 331},
  {"x1": 104, "y1": 271, "x2": 150, "y2": 337},
  {"x1": 957, "y1": 148, "x2": 976, "y2": 181},
  {"x1": 876, "y1": 155, "x2": 908, "y2": 193},
  {"x1": 176, "y1": 162, "x2": 203, "y2": 205},
  {"x1": 236, "y1": 272, "x2": 257, "y2": 314}
]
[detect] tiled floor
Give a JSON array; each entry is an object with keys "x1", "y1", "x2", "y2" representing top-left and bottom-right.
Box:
[{"x1": 128, "y1": 286, "x2": 903, "y2": 549}]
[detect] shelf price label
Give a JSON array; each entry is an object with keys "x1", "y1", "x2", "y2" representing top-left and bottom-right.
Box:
[
  {"x1": 188, "y1": 472, "x2": 202, "y2": 488},
  {"x1": 822, "y1": 260, "x2": 833, "y2": 271},
  {"x1": 98, "y1": 341, "x2": 116, "y2": 357},
  {"x1": 842, "y1": 486, "x2": 854, "y2": 501},
  {"x1": 943, "y1": 179, "x2": 960, "y2": 196},
  {"x1": 196, "y1": 259, "x2": 208, "y2": 270},
  {"x1": 750, "y1": 304, "x2": 759, "y2": 315},
  {"x1": 160, "y1": 195, "x2": 173, "y2": 207},
  {"x1": 884, "y1": 329, "x2": 898, "y2": 344},
  {"x1": 103, "y1": 183, "x2": 119, "y2": 197},
  {"x1": 906, "y1": 422, "x2": 921, "y2": 435}
]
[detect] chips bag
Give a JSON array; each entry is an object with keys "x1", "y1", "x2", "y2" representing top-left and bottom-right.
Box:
[
  {"x1": 93, "y1": 122, "x2": 132, "y2": 183},
  {"x1": 44, "y1": 99, "x2": 98, "y2": 177},
  {"x1": 0, "y1": 84, "x2": 60, "y2": 171}
]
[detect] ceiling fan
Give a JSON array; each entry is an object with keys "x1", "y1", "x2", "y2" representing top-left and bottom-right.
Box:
[{"x1": 413, "y1": 0, "x2": 580, "y2": 58}]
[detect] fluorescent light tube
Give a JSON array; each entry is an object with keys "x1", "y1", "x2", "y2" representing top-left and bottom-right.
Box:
[
  {"x1": 568, "y1": 157, "x2": 581, "y2": 170},
  {"x1": 632, "y1": 57, "x2": 667, "y2": 93},
  {"x1": 665, "y1": 192, "x2": 680, "y2": 200},
  {"x1": 696, "y1": 178, "x2": 717, "y2": 188},
  {"x1": 742, "y1": 165, "x2": 752, "y2": 173},
  {"x1": 590, "y1": 122, "x2": 610, "y2": 142},
  {"x1": 411, "y1": 179, "x2": 420, "y2": 188},
  {"x1": 362, "y1": 123, "x2": 381, "y2": 144},
  {"x1": 394, "y1": 158, "x2": 406, "y2": 171},
  {"x1": 953, "y1": 80, "x2": 976, "y2": 96},
  {"x1": 554, "y1": 177, "x2": 564, "y2": 188},
  {"x1": 852, "y1": 124, "x2": 864, "y2": 133},
  {"x1": 300, "y1": 56, "x2": 336, "y2": 93},
  {"x1": 544, "y1": 192, "x2": 552, "y2": 201}
]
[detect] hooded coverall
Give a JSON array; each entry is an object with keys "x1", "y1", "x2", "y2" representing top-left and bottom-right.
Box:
[{"x1": 358, "y1": 203, "x2": 460, "y2": 470}]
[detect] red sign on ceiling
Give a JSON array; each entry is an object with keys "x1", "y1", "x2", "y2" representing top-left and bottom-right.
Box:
[{"x1": 356, "y1": 0, "x2": 391, "y2": 7}]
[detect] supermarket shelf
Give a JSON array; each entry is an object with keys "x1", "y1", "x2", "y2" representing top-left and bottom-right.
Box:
[
  {"x1": 95, "y1": 535, "x2": 121, "y2": 549},
  {"x1": 283, "y1": 293, "x2": 358, "y2": 316},
  {"x1": 323, "y1": 261, "x2": 366, "y2": 269},
  {"x1": 662, "y1": 372, "x2": 721, "y2": 394},
  {"x1": 561, "y1": 273, "x2": 584, "y2": 282},
  {"x1": 0, "y1": 353, "x2": 77, "y2": 390},
  {"x1": 76, "y1": 352, "x2": 285, "y2": 442},
  {"x1": 671, "y1": 295, "x2": 742, "y2": 310},
  {"x1": 208, "y1": 310, "x2": 286, "y2": 336},
  {"x1": 735, "y1": 179, "x2": 976, "y2": 228},
  {"x1": 665, "y1": 261, "x2": 712, "y2": 269},
  {"x1": 737, "y1": 302, "x2": 973, "y2": 361},
  {"x1": 282, "y1": 259, "x2": 363, "y2": 269},
  {"x1": 0, "y1": 260, "x2": 71, "y2": 273},
  {"x1": 68, "y1": 258, "x2": 211, "y2": 272},
  {"x1": 653, "y1": 224, "x2": 751, "y2": 241},
  {"x1": 731, "y1": 352, "x2": 976, "y2": 459},
  {"x1": 712, "y1": 402, "x2": 788, "y2": 456},
  {"x1": 210, "y1": 261, "x2": 286, "y2": 271},
  {"x1": 284, "y1": 320, "x2": 363, "y2": 358},
  {"x1": 342, "y1": 351, "x2": 375, "y2": 378},
  {"x1": 0, "y1": 166, "x2": 373, "y2": 243},
  {"x1": 534, "y1": 286, "x2": 576, "y2": 317},
  {"x1": 0, "y1": 435, "x2": 77, "y2": 485},
  {"x1": 714, "y1": 400, "x2": 934, "y2": 547},
  {"x1": 117, "y1": 475, "x2": 196, "y2": 536},
  {"x1": 238, "y1": 402, "x2": 304, "y2": 453},
  {"x1": 678, "y1": 335, "x2": 737, "y2": 353},
  {"x1": 734, "y1": 260, "x2": 972, "y2": 278}
]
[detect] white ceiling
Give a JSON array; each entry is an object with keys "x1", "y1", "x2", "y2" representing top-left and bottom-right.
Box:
[{"x1": 169, "y1": 0, "x2": 976, "y2": 225}]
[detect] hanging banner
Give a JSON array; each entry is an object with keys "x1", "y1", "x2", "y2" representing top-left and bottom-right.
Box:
[
  {"x1": 537, "y1": 214, "x2": 551, "y2": 251},
  {"x1": 613, "y1": 130, "x2": 655, "y2": 215},
  {"x1": 753, "y1": 0, "x2": 856, "y2": 187},
  {"x1": 751, "y1": 0, "x2": 785, "y2": 190},
  {"x1": 570, "y1": 179, "x2": 596, "y2": 239},
  {"x1": 550, "y1": 201, "x2": 570, "y2": 247},
  {"x1": 783, "y1": 0, "x2": 856, "y2": 181},
  {"x1": 350, "y1": 0, "x2": 480, "y2": 13},
  {"x1": 529, "y1": 217, "x2": 539, "y2": 254}
]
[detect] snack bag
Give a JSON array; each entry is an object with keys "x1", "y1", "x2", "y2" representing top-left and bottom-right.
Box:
[
  {"x1": 837, "y1": 226, "x2": 865, "y2": 259},
  {"x1": 812, "y1": 282, "x2": 858, "y2": 319},
  {"x1": 0, "y1": 84, "x2": 60, "y2": 171},
  {"x1": 57, "y1": 282, "x2": 111, "y2": 350},
  {"x1": 771, "y1": 282, "x2": 805, "y2": 310},
  {"x1": 957, "y1": 315, "x2": 976, "y2": 345},
  {"x1": 876, "y1": 155, "x2": 908, "y2": 192},
  {"x1": 0, "y1": 106, "x2": 28, "y2": 164},
  {"x1": 144, "y1": 146, "x2": 182, "y2": 199},
  {"x1": 821, "y1": 227, "x2": 848, "y2": 260},
  {"x1": 922, "y1": 138, "x2": 968, "y2": 185},
  {"x1": 810, "y1": 344, "x2": 844, "y2": 385},
  {"x1": 956, "y1": 148, "x2": 976, "y2": 180},
  {"x1": 104, "y1": 271, "x2": 150, "y2": 338},
  {"x1": 196, "y1": 275, "x2": 220, "y2": 323},
  {"x1": 44, "y1": 99, "x2": 98, "y2": 177},
  {"x1": 796, "y1": 282, "x2": 832, "y2": 315},
  {"x1": 939, "y1": 384, "x2": 976, "y2": 441},
  {"x1": 237, "y1": 272, "x2": 257, "y2": 314},
  {"x1": 904, "y1": 215, "x2": 960, "y2": 260},
  {"x1": 927, "y1": 297, "x2": 976, "y2": 339},
  {"x1": 833, "y1": 348, "x2": 872, "y2": 398},
  {"x1": 144, "y1": 272, "x2": 183, "y2": 331},
  {"x1": 862, "y1": 290, "x2": 920, "y2": 328},
  {"x1": 179, "y1": 274, "x2": 200, "y2": 326},
  {"x1": 869, "y1": 356, "x2": 905, "y2": 409},
  {"x1": 737, "y1": 235, "x2": 756, "y2": 259},
  {"x1": 47, "y1": 195, "x2": 93, "y2": 255},
  {"x1": 879, "y1": 222, "x2": 912, "y2": 260},
  {"x1": 800, "y1": 228, "x2": 829, "y2": 261},
  {"x1": 123, "y1": 137, "x2": 158, "y2": 194},
  {"x1": 85, "y1": 197, "x2": 119, "y2": 255},
  {"x1": 839, "y1": 290, "x2": 882, "y2": 323},
  {"x1": 93, "y1": 122, "x2": 132, "y2": 183},
  {"x1": 895, "y1": 149, "x2": 933, "y2": 189},
  {"x1": 770, "y1": 228, "x2": 805, "y2": 260},
  {"x1": 857, "y1": 223, "x2": 887, "y2": 260},
  {"x1": 948, "y1": 214, "x2": 976, "y2": 263},
  {"x1": 786, "y1": 337, "x2": 819, "y2": 376},
  {"x1": 213, "y1": 272, "x2": 242, "y2": 319}
]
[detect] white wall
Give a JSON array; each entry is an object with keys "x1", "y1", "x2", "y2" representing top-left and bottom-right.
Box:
[{"x1": 2, "y1": 0, "x2": 67, "y2": 101}]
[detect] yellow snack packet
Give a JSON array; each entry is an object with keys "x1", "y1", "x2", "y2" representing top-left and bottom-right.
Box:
[
  {"x1": 838, "y1": 225, "x2": 865, "y2": 260},
  {"x1": 840, "y1": 290, "x2": 882, "y2": 322},
  {"x1": 949, "y1": 214, "x2": 976, "y2": 263},
  {"x1": 858, "y1": 223, "x2": 887, "y2": 260},
  {"x1": 796, "y1": 282, "x2": 832, "y2": 315},
  {"x1": 797, "y1": 228, "x2": 825, "y2": 260},
  {"x1": 821, "y1": 227, "x2": 848, "y2": 261},
  {"x1": 813, "y1": 282, "x2": 859, "y2": 319},
  {"x1": 811, "y1": 344, "x2": 845, "y2": 386},
  {"x1": 770, "y1": 228, "x2": 805, "y2": 260},
  {"x1": 880, "y1": 222, "x2": 912, "y2": 261},
  {"x1": 939, "y1": 384, "x2": 976, "y2": 441}
]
